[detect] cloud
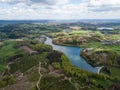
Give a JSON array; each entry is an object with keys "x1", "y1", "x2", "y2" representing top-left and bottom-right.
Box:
[
  {"x1": 31, "y1": 0, "x2": 69, "y2": 5},
  {"x1": 86, "y1": 0, "x2": 120, "y2": 12},
  {"x1": 0, "y1": 0, "x2": 69, "y2": 5},
  {"x1": 0, "y1": 0, "x2": 28, "y2": 4},
  {"x1": 88, "y1": 0, "x2": 120, "y2": 6},
  {"x1": 0, "y1": 0, "x2": 120, "y2": 19},
  {"x1": 1, "y1": 0, "x2": 120, "y2": 12},
  {"x1": 89, "y1": 5, "x2": 120, "y2": 12}
]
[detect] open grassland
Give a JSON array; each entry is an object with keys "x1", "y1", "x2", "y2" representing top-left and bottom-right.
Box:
[
  {"x1": 81, "y1": 42, "x2": 120, "y2": 55},
  {"x1": 0, "y1": 41, "x2": 18, "y2": 61},
  {"x1": 0, "y1": 41, "x2": 22, "y2": 71}
]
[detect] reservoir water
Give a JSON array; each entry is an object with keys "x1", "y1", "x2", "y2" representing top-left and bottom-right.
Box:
[{"x1": 45, "y1": 37, "x2": 101, "y2": 73}]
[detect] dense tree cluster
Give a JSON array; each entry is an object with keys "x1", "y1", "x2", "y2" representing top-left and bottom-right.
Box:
[{"x1": 47, "y1": 50, "x2": 62, "y2": 64}]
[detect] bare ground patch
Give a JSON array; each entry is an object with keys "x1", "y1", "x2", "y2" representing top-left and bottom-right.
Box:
[{"x1": 20, "y1": 46, "x2": 37, "y2": 55}]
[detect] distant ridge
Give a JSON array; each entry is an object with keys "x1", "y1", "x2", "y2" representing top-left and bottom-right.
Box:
[
  {"x1": 0, "y1": 20, "x2": 49, "y2": 24},
  {"x1": 0, "y1": 19, "x2": 120, "y2": 24}
]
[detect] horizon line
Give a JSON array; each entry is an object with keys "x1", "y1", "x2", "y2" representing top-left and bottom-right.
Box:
[{"x1": 0, "y1": 19, "x2": 120, "y2": 21}]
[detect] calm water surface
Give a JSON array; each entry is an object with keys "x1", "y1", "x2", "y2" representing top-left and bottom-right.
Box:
[{"x1": 45, "y1": 37, "x2": 100, "y2": 73}]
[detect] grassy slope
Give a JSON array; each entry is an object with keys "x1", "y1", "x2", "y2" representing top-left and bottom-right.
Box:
[
  {"x1": 81, "y1": 42, "x2": 120, "y2": 55},
  {"x1": 0, "y1": 41, "x2": 21, "y2": 71}
]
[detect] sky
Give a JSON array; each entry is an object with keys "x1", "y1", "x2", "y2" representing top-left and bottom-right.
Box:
[{"x1": 0, "y1": 0, "x2": 120, "y2": 20}]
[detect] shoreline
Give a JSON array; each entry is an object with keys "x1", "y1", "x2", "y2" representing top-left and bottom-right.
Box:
[{"x1": 45, "y1": 36, "x2": 102, "y2": 74}]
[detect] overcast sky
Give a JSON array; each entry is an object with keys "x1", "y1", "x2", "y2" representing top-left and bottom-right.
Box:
[{"x1": 0, "y1": 0, "x2": 120, "y2": 20}]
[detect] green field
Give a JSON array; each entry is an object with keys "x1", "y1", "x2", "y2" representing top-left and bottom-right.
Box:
[
  {"x1": 0, "y1": 41, "x2": 21, "y2": 71},
  {"x1": 81, "y1": 42, "x2": 120, "y2": 55}
]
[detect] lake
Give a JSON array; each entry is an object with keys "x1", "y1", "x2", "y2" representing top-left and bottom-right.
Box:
[{"x1": 45, "y1": 37, "x2": 101, "y2": 73}]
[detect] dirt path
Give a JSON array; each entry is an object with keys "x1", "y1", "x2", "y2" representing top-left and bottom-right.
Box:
[
  {"x1": 68, "y1": 78, "x2": 79, "y2": 90},
  {"x1": 36, "y1": 62, "x2": 42, "y2": 90},
  {"x1": 68, "y1": 78, "x2": 91, "y2": 90},
  {"x1": 6, "y1": 64, "x2": 11, "y2": 75},
  {"x1": 0, "y1": 72, "x2": 5, "y2": 80},
  {"x1": 1, "y1": 64, "x2": 35, "y2": 90}
]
